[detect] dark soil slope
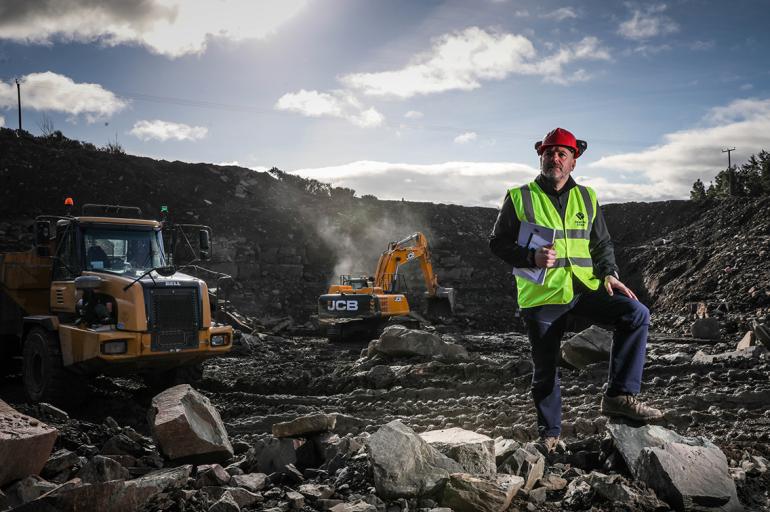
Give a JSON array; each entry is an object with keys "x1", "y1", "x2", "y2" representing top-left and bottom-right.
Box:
[{"x1": 1, "y1": 128, "x2": 768, "y2": 334}]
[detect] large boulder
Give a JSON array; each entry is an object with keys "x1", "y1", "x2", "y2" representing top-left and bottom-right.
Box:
[
  {"x1": 230, "y1": 472, "x2": 268, "y2": 493},
  {"x1": 637, "y1": 442, "x2": 741, "y2": 511},
  {"x1": 368, "y1": 326, "x2": 469, "y2": 361},
  {"x1": 419, "y1": 428, "x2": 496, "y2": 475},
  {"x1": 246, "y1": 437, "x2": 298, "y2": 474},
  {"x1": 441, "y1": 473, "x2": 524, "y2": 512},
  {"x1": 0, "y1": 400, "x2": 58, "y2": 487},
  {"x1": 118, "y1": 465, "x2": 193, "y2": 510},
  {"x1": 496, "y1": 443, "x2": 544, "y2": 491},
  {"x1": 273, "y1": 413, "x2": 336, "y2": 438},
  {"x1": 41, "y1": 449, "x2": 80, "y2": 480},
  {"x1": 14, "y1": 479, "x2": 125, "y2": 512},
  {"x1": 5, "y1": 475, "x2": 58, "y2": 506},
  {"x1": 693, "y1": 345, "x2": 767, "y2": 364},
  {"x1": 76, "y1": 455, "x2": 130, "y2": 483},
  {"x1": 148, "y1": 384, "x2": 233, "y2": 463},
  {"x1": 691, "y1": 318, "x2": 721, "y2": 340},
  {"x1": 367, "y1": 420, "x2": 464, "y2": 498},
  {"x1": 493, "y1": 438, "x2": 519, "y2": 466},
  {"x1": 753, "y1": 321, "x2": 770, "y2": 349},
  {"x1": 560, "y1": 325, "x2": 612, "y2": 368},
  {"x1": 607, "y1": 422, "x2": 704, "y2": 477}
]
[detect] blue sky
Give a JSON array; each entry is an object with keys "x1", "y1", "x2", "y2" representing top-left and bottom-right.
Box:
[{"x1": 1, "y1": 0, "x2": 769, "y2": 206}]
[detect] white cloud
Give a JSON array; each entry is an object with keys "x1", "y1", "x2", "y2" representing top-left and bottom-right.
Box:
[
  {"x1": 129, "y1": 119, "x2": 208, "y2": 141},
  {"x1": 216, "y1": 161, "x2": 271, "y2": 172},
  {"x1": 404, "y1": 110, "x2": 424, "y2": 119},
  {"x1": 0, "y1": 115, "x2": 4, "y2": 127},
  {"x1": 354, "y1": 107, "x2": 385, "y2": 128},
  {"x1": 629, "y1": 43, "x2": 671, "y2": 56},
  {"x1": 618, "y1": 4, "x2": 679, "y2": 41},
  {"x1": 454, "y1": 131, "x2": 477, "y2": 144},
  {"x1": 690, "y1": 40, "x2": 715, "y2": 51},
  {"x1": 341, "y1": 27, "x2": 611, "y2": 98},
  {"x1": 0, "y1": 0, "x2": 307, "y2": 58},
  {"x1": 545, "y1": 7, "x2": 578, "y2": 21},
  {"x1": 0, "y1": 72, "x2": 127, "y2": 122},
  {"x1": 275, "y1": 89, "x2": 384, "y2": 128},
  {"x1": 590, "y1": 98, "x2": 770, "y2": 199},
  {"x1": 534, "y1": 36, "x2": 610, "y2": 85},
  {"x1": 291, "y1": 160, "x2": 538, "y2": 207}
]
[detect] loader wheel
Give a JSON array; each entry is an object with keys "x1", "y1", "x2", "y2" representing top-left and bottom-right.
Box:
[{"x1": 23, "y1": 328, "x2": 87, "y2": 407}]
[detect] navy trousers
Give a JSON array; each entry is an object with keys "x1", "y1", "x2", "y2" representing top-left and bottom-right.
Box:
[{"x1": 521, "y1": 287, "x2": 650, "y2": 437}]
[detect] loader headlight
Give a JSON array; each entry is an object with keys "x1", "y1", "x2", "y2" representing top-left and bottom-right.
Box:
[
  {"x1": 211, "y1": 334, "x2": 229, "y2": 346},
  {"x1": 102, "y1": 340, "x2": 127, "y2": 354}
]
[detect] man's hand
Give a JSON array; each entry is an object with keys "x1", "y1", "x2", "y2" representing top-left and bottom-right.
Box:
[
  {"x1": 604, "y1": 275, "x2": 638, "y2": 300},
  {"x1": 534, "y1": 245, "x2": 557, "y2": 268}
]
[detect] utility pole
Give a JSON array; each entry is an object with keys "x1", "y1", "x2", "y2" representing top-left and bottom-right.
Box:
[
  {"x1": 15, "y1": 78, "x2": 22, "y2": 132},
  {"x1": 722, "y1": 147, "x2": 736, "y2": 196},
  {"x1": 722, "y1": 147, "x2": 735, "y2": 169}
]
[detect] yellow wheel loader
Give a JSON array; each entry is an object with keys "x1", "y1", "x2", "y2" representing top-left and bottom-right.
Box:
[
  {"x1": 0, "y1": 201, "x2": 233, "y2": 405},
  {"x1": 318, "y1": 232, "x2": 455, "y2": 342}
]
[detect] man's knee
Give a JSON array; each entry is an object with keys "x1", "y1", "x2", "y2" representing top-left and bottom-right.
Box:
[
  {"x1": 531, "y1": 366, "x2": 559, "y2": 392},
  {"x1": 621, "y1": 300, "x2": 649, "y2": 330}
]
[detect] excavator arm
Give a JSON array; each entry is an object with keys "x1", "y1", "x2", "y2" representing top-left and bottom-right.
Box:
[{"x1": 372, "y1": 232, "x2": 455, "y2": 314}]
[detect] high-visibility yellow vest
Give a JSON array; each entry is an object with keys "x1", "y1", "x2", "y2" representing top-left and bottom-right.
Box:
[{"x1": 509, "y1": 181, "x2": 601, "y2": 308}]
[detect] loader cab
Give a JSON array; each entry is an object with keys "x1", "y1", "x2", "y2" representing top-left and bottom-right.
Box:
[
  {"x1": 52, "y1": 218, "x2": 167, "y2": 280},
  {"x1": 81, "y1": 225, "x2": 166, "y2": 276}
]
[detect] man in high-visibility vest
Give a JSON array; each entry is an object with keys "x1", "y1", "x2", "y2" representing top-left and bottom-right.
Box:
[{"x1": 489, "y1": 127, "x2": 663, "y2": 453}]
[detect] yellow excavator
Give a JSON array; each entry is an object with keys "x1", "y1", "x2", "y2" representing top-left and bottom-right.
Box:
[{"x1": 318, "y1": 232, "x2": 455, "y2": 342}]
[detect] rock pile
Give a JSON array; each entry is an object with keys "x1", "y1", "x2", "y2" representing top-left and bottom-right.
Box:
[{"x1": 3, "y1": 387, "x2": 766, "y2": 512}]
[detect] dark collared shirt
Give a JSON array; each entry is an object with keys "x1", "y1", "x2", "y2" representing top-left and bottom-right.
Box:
[{"x1": 488, "y1": 174, "x2": 619, "y2": 281}]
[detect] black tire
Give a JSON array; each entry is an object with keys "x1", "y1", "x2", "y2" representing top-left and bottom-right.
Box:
[{"x1": 23, "y1": 328, "x2": 87, "y2": 406}]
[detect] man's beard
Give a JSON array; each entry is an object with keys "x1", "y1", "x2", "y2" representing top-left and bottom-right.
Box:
[{"x1": 541, "y1": 165, "x2": 564, "y2": 181}]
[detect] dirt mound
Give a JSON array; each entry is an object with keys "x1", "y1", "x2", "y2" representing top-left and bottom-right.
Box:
[{"x1": 607, "y1": 198, "x2": 770, "y2": 335}]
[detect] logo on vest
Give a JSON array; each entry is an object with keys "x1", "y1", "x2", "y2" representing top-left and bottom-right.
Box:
[{"x1": 574, "y1": 211, "x2": 587, "y2": 228}]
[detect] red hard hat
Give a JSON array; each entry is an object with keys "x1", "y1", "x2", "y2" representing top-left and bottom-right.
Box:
[{"x1": 535, "y1": 127, "x2": 587, "y2": 158}]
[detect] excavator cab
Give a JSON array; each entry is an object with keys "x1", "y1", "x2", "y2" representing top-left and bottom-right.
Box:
[{"x1": 346, "y1": 276, "x2": 370, "y2": 291}]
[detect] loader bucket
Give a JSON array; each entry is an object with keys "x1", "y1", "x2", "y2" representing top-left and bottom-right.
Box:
[{"x1": 427, "y1": 286, "x2": 455, "y2": 318}]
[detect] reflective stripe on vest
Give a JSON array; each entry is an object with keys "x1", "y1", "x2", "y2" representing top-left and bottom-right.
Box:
[{"x1": 509, "y1": 181, "x2": 601, "y2": 308}]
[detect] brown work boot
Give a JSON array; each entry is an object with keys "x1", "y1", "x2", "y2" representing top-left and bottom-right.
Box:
[
  {"x1": 601, "y1": 394, "x2": 663, "y2": 422},
  {"x1": 538, "y1": 436, "x2": 561, "y2": 454}
]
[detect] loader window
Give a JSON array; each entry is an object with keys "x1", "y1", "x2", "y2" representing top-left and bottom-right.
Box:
[
  {"x1": 53, "y1": 227, "x2": 79, "y2": 280},
  {"x1": 83, "y1": 228, "x2": 165, "y2": 275}
]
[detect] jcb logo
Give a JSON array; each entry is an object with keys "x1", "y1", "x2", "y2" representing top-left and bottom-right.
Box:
[{"x1": 328, "y1": 300, "x2": 359, "y2": 311}]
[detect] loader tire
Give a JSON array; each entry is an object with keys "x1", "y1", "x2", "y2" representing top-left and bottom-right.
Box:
[{"x1": 23, "y1": 328, "x2": 87, "y2": 407}]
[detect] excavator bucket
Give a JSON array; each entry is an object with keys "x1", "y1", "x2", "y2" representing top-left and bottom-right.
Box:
[{"x1": 427, "y1": 286, "x2": 455, "y2": 318}]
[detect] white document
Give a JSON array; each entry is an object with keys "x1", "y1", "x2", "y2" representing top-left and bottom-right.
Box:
[{"x1": 512, "y1": 221, "x2": 556, "y2": 285}]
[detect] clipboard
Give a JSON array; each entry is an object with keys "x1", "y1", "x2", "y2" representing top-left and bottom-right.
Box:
[{"x1": 512, "y1": 220, "x2": 555, "y2": 285}]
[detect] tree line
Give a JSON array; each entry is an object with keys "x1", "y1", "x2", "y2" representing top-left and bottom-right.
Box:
[{"x1": 690, "y1": 150, "x2": 770, "y2": 200}]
